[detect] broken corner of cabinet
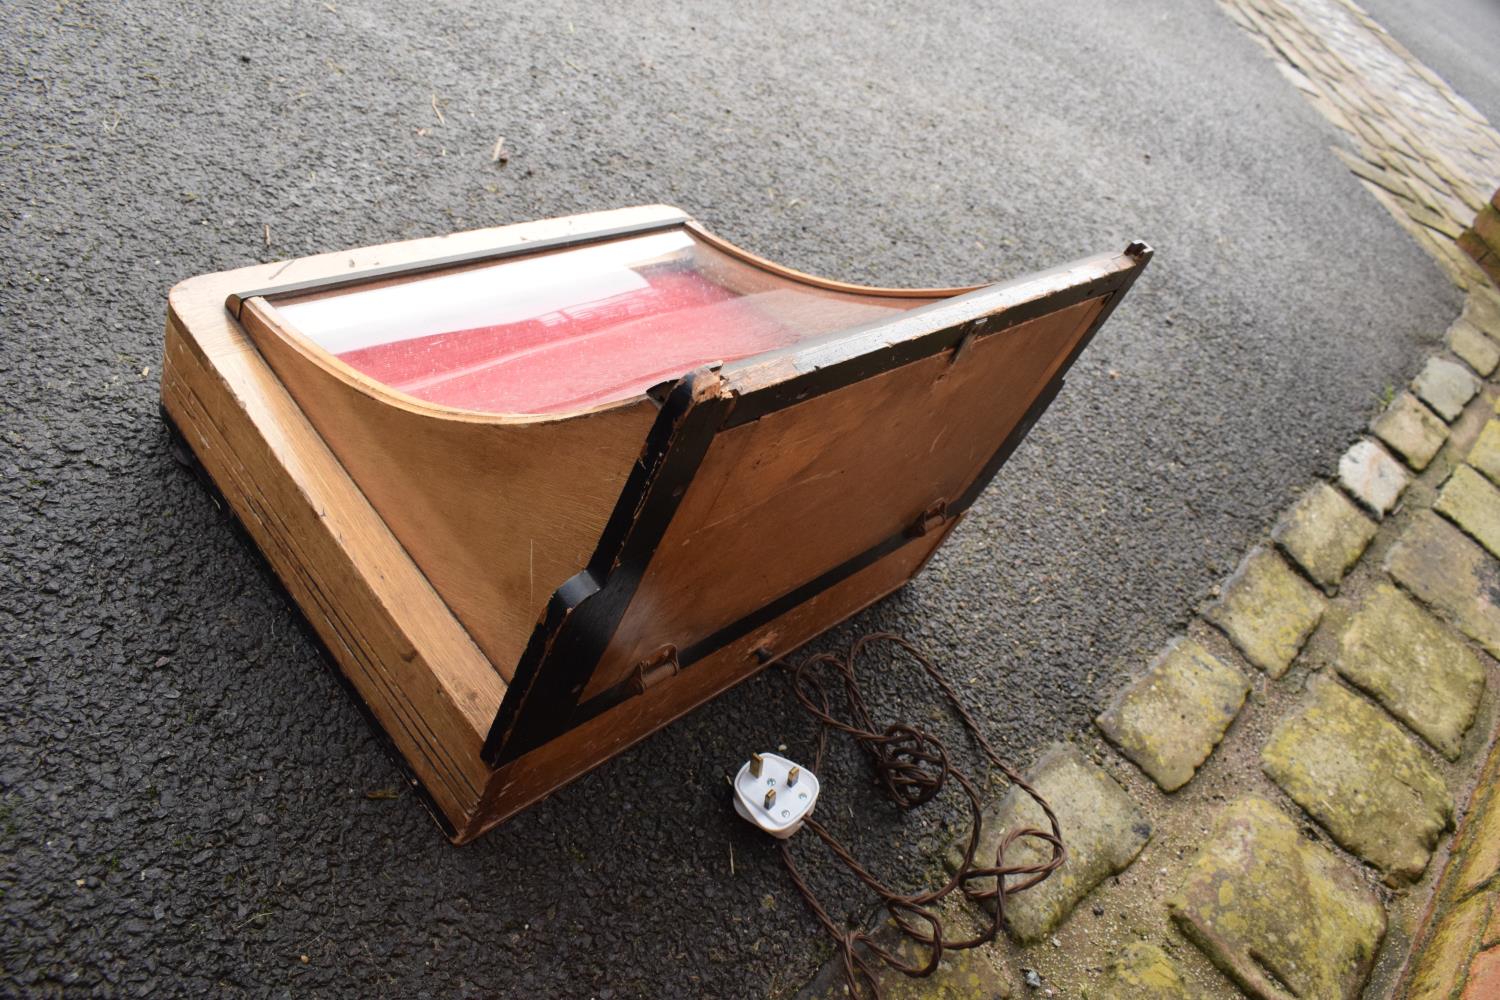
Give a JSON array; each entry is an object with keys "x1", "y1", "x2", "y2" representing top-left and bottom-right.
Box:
[{"x1": 160, "y1": 205, "x2": 1151, "y2": 842}]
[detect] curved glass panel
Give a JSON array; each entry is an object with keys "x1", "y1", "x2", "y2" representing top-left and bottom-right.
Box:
[{"x1": 265, "y1": 228, "x2": 936, "y2": 415}]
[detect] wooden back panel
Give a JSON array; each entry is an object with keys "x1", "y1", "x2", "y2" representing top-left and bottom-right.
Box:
[
  {"x1": 584, "y1": 297, "x2": 1102, "y2": 700},
  {"x1": 483, "y1": 245, "x2": 1151, "y2": 764}
]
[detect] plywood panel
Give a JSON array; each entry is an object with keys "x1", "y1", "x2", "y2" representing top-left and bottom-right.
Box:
[
  {"x1": 240, "y1": 299, "x2": 657, "y2": 683},
  {"x1": 581, "y1": 296, "x2": 1104, "y2": 700}
]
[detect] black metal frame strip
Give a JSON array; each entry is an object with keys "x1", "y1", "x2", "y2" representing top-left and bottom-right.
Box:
[
  {"x1": 721, "y1": 243, "x2": 1150, "y2": 428},
  {"x1": 481, "y1": 369, "x2": 734, "y2": 763},
  {"x1": 225, "y1": 213, "x2": 689, "y2": 318},
  {"x1": 481, "y1": 242, "x2": 1153, "y2": 767}
]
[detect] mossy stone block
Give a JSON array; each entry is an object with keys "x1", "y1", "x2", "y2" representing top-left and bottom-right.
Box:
[
  {"x1": 1095, "y1": 638, "x2": 1249, "y2": 791},
  {"x1": 1204, "y1": 547, "x2": 1325, "y2": 677},
  {"x1": 1168, "y1": 797, "x2": 1385, "y2": 1000},
  {"x1": 1334, "y1": 583, "x2": 1484, "y2": 760},
  {"x1": 1262, "y1": 676, "x2": 1452, "y2": 884}
]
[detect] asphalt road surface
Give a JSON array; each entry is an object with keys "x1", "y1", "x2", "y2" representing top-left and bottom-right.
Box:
[
  {"x1": 0, "y1": 1, "x2": 1469, "y2": 996},
  {"x1": 1356, "y1": 0, "x2": 1500, "y2": 129}
]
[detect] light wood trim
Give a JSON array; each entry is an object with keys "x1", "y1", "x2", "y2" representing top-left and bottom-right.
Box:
[
  {"x1": 210, "y1": 203, "x2": 691, "y2": 338},
  {"x1": 160, "y1": 306, "x2": 502, "y2": 823}
]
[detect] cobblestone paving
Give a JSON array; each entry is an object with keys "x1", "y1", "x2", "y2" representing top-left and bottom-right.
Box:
[
  {"x1": 1331, "y1": 582, "x2": 1484, "y2": 760},
  {"x1": 943, "y1": 745, "x2": 1150, "y2": 944},
  {"x1": 803, "y1": 289, "x2": 1500, "y2": 996},
  {"x1": 1168, "y1": 796, "x2": 1387, "y2": 999},
  {"x1": 1095, "y1": 638, "x2": 1250, "y2": 792},
  {"x1": 1373, "y1": 391, "x2": 1448, "y2": 470},
  {"x1": 1204, "y1": 547, "x2": 1327, "y2": 676},
  {"x1": 1272, "y1": 482, "x2": 1378, "y2": 592},
  {"x1": 1220, "y1": 0, "x2": 1500, "y2": 288},
  {"x1": 1262, "y1": 674, "x2": 1452, "y2": 885},
  {"x1": 795, "y1": 3, "x2": 1500, "y2": 996}
]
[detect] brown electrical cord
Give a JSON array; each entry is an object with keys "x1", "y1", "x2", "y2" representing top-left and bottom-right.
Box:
[{"x1": 772, "y1": 632, "x2": 1065, "y2": 1000}]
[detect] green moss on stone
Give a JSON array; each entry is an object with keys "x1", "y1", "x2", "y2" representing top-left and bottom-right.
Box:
[
  {"x1": 1436, "y1": 464, "x2": 1500, "y2": 559},
  {"x1": 1468, "y1": 418, "x2": 1500, "y2": 485},
  {"x1": 1168, "y1": 797, "x2": 1385, "y2": 1000},
  {"x1": 1334, "y1": 582, "x2": 1484, "y2": 760},
  {"x1": 946, "y1": 745, "x2": 1149, "y2": 943},
  {"x1": 1095, "y1": 638, "x2": 1249, "y2": 792},
  {"x1": 1261, "y1": 676, "x2": 1452, "y2": 884},
  {"x1": 1098, "y1": 941, "x2": 1189, "y2": 998},
  {"x1": 1371, "y1": 392, "x2": 1447, "y2": 471},
  {"x1": 1204, "y1": 547, "x2": 1325, "y2": 677},
  {"x1": 1272, "y1": 483, "x2": 1377, "y2": 592},
  {"x1": 1385, "y1": 512, "x2": 1500, "y2": 658}
]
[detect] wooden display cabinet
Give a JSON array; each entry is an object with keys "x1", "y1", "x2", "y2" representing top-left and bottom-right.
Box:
[{"x1": 160, "y1": 205, "x2": 1150, "y2": 842}]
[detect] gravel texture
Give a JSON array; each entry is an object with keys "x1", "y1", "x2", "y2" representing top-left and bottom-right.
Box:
[{"x1": 0, "y1": 0, "x2": 1466, "y2": 996}]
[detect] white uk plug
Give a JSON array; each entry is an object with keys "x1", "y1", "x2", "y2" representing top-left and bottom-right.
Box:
[{"x1": 733, "y1": 752, "x2": 819, "y2": 839}]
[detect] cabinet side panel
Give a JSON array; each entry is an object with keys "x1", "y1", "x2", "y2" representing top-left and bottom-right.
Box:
[
  {"x1": 239, "y1": 299, "x2": 659, "y2": 683},
  {"x1": 161, "y1": 311, "x2": 499, "y2": 828}
]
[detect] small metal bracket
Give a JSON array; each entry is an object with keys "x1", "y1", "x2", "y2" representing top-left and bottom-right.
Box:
[
  {"x1": 628, "y1": 644, "x2": 681, "y2": 695},
  {"x1": 906, "y1": 499, "x2": 949, "y2": 538}
]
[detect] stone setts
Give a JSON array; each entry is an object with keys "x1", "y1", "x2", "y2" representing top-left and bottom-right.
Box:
[
  {"x1": 1333, "y1": 582, "x2": 1485, "y2": 760},
  {"x1": 1168, "y1": 797, "x2": 1386, "y2": 1000},
  {"x1": 1262, "y1": 676, "x2": 1453, "y2": 884},
  {"x1": 946, "y1": 745, "x2": 1149, "y2": 944},
  {"x1": 1372, "y1": 391, "x2": 1449, "y2": 470},
  {"x1": 1272, "y1": 482, "x2": 1377, "y2": 592},
  {"x1": 1338, "y1": 439, "x2": 1410, "y2": 515},
  {"x1": 1204, "y1": 547, "x2": 1325, "y2": 677},
  {"x1": 1413, "y1": 357, "x2": 1479, "y2": 422},
  {"x1": 1386, "y1": 512, "x2": 1500, "y2": 658},
  {"x1": 1095, "y1": 638, "x2": 1249, "y2": 792},
  {"x1": 1437, "y1": 464, "x2": 1500, "y2": 559}
]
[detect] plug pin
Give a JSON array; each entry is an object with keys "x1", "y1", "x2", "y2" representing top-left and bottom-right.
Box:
[
  {"x1": 787, "y1": 766, "x2": 800, "y2": 787},
  {"x1": 750, "y1": 753, "x2": 764, "y2": 778},
  {"x1": 763, "y1": 788, "x2": 776, "y2": 810}
]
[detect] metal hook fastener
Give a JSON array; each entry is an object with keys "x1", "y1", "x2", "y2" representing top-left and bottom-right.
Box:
[
  {"x1": 906, "y1": 499, "x2": 949, "y2": 538},
  {"x1": 628, "y1": 644, "x2": 680, "y2": 696}
]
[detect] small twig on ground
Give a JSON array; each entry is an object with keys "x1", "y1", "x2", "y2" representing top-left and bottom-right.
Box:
[
  {"x1": 430, "y1": 93, "x2": 446, "y2": 125},
  {"x1": 263, "y1": 224, "x2": 271, "y2": 248},
  {"x1": 233, "y1": 911, "x2": 273, "y2": 930},
  {"x1": 491, "y1": 135, "x2": 509, "y2": 165}
]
